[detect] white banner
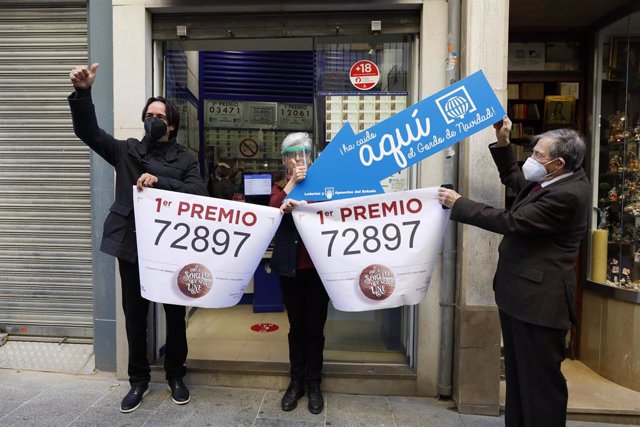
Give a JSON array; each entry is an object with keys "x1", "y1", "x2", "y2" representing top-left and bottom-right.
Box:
[
  {"x1": 133, "y1": 187, "x2": 282, "y2": 308},
  {"x1": 292, "y1": 187, "x2": 450, "y2": 311}
]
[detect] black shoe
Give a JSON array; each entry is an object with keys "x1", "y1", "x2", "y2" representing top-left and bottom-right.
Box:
[
  {"x1": 307, "y1": 382, "x2": 324, "y2": 414},
  {"x1": 281, "y1": 380, "x2": 305, "y2": 411},
  {"x1": 168, "y1": 378, "x2": 191, "y2": 405},
  {"x1": 120, "y1": 384, "x2": 148, "y2": 413}
]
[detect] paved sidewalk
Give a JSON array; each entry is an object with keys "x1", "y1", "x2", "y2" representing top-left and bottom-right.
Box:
[{"x1": 0, "y1": 369, "x2": 627, "y2": 427}]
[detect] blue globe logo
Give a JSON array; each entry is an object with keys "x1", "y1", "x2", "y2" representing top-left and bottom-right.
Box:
[{"x1": 444, "y1": 95, "x2": 469, "y2": 120}]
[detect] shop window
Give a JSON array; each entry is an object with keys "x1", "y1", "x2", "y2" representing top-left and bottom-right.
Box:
[
  {"x1": 590, "y1": 12, "x2": 640, "y2": 292},
  {"x1": 583, "y1": 10, "x2": 640, "y2": 391}
]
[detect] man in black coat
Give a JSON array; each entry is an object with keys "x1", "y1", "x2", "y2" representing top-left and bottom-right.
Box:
[
  {"x1": 438, "y1": 116, "x2": 589, "y2": 427},
  {"x1": 68, "y1": 63, "x2": 208, "y2": 413}
]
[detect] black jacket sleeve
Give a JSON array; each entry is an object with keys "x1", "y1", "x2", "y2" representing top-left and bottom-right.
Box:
[{"x1": 68, "y1": 87, "x2": 127, "y2": 166}]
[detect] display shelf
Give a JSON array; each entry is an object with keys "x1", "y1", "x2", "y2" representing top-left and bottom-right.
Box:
[
  {"x1": 594, "y1": 118, "x2": 640, "y2": 289},
  {"x1": 600, "y1": 141, "x2": 627, "y2": 150},
  {"x1": 594, "y1": 120, "x2": 640, "y2": 287},
  {"x1": 506, "y1": 77, "x2": 584, "y2": 162},
  {"x1": 585, "y1": 280, "x2": 640, "y2": 302}
]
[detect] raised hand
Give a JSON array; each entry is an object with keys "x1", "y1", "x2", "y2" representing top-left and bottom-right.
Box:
[
  {"x1": 282, "y1": 158, "x2": 308, "y2": 195},
  {"x1": 70, "y1": 63, "x2": 100, "y2": 89},
  {"x1": 493, "y1": 115, "x2": 512, "y2": 147},
  {"x1": 287, "y1": 158, "x2": 307, "y2": 184}
]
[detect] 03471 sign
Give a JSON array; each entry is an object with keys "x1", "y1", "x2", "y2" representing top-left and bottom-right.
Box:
[
  {"x1": 133, "y1": 187, "x2": 282, "y2": 308},
  {"x1": 291, "y1": 187, "x2": 449, "y2": 311}
]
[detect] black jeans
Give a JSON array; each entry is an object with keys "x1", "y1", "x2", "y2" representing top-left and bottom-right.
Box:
[
  {"x1": 118, "y1": 258, "x2": 187, "y2": 386},
  {"x1": 279, "y1": 269, "x2": 330, "y2": 384}
]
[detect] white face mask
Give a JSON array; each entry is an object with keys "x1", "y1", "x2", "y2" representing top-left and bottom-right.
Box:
[{"x1": 522, "y1": 157, "x2": 558, "y2": 182}]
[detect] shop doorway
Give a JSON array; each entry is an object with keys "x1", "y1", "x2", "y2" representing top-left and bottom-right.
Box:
[{"x1": 153, "y1": 34, "x2": 418, "y2": 369}]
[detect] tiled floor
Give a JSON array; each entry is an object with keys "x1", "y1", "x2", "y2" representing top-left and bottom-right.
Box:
[{"x1": 186, "y1": 304, "x2": 406, "y2": 364}]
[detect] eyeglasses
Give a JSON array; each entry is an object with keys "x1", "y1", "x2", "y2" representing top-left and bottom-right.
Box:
[{"x1": 531, "y1": 150, "x2": 553, "y2": 162}]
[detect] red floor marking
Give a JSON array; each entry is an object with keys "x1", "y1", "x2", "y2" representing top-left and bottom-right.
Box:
[{"x1": 250, "y1": 323, "x2": 279, "y2": 333}]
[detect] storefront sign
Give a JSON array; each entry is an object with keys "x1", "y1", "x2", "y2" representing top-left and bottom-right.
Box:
[
  {"x1": 292, "y1": 187, "x2": 449, "y2": 311},
  {"x1": 204, "y1": 100, "x2": 244, "y2": 128},
  {"x1": 133, "y1": 187, "x2": 282, "y2": 308},
  {"x1": 288, "y1": 70, "x2": 505, "y2": 201},
  {"x1": 245, "y1": 101, "x2": 277, "y2": 128},
  {"x1": 349, "y1": 60, "x2": 380, "y2": 91},
  {"x1": 277, "y1": 102, "x2": 313, "y2": 130}
]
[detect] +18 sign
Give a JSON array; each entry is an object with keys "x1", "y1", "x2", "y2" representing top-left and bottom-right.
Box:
[{"x1": 349, "y1": 60, "x2": 380, "y2": 91}]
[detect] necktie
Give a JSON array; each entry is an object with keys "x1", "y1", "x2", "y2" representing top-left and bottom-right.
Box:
[{"x1": 529, "y1": 183, "x2": 542, "y2": 195}]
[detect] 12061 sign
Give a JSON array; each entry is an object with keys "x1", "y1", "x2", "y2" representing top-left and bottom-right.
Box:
[{"x1": 277, "y1": 102, "x2": 313, "y2": 130}]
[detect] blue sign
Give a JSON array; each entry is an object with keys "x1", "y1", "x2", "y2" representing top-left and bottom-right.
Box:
[{"x1": 288, "y1": 70, "x2": 505, "y2": 201}]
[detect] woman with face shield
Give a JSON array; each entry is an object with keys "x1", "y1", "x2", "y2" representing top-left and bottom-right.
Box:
[{"x1": 269, "y1": 132, "x2": 329, "y2": 415}]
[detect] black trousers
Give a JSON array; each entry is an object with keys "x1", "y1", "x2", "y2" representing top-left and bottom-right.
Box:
[
  {"x1": 118, "y1": 258, "x2": 187, "y2": 386},
  {"x1": 499, "y1": 310, "x2": 568, "y2": 427},
  {"x1": 279, "y1": 269, "x2": 330, "y2": 384}
]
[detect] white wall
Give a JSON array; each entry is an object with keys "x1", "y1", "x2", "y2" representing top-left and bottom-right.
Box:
[{"x1": 416, "y1": 0, "x2": 449, "y2": 396}]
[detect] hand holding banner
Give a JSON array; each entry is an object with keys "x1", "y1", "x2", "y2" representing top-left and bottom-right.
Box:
[
  {"x1": 291, "y1": 187, "x2": 450, "y2": 311},
  {"x1": 133, "y1": 187, "x2": 282, "y2": 308}
]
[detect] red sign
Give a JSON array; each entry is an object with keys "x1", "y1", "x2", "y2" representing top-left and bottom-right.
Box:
[
  {"x1": 239, "y1": 138, "x2": 259, "y2": 157},
  {"x1": 349, "y1": 60, "x2": 380, "y2": 91},
  {"x1": 250, "y1": 323, "x2": 279, "y2": 333}
]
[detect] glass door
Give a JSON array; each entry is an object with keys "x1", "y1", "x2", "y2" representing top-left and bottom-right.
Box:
[
  {"x1": 314, "y1": 35, "x2": 417, "y2": 366},
  {"x1": 155, "y1": 34, "x2": 418, "y2": 368}
]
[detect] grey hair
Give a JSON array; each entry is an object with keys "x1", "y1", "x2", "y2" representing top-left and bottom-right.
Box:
[
  {"x1": 531, "y1": 128, "x2": 585, "y2": 171},
  {"x1": 281, "y1": 132, "x2": 312, "y2": 152}
]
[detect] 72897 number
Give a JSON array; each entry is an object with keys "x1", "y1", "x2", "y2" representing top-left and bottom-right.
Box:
[
  {"x1": 320, "y1": 220, "x2": 420, "y2": 257},
  {"x1": 154, "y1": 220, "x2": 250, "y2": 257}
]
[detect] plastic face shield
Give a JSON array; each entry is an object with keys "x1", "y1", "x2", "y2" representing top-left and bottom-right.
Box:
[{"x1": 282, "y1": 146, "x2": 310, "y2": 169}]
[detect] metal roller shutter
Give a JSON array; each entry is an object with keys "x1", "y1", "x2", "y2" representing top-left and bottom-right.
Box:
[
  {"x1": 0, "y1": 1, "x2": 92, "y2": 339},
  {"x1": 199, "y1": 51, "x2": 315, "y2": 103}
]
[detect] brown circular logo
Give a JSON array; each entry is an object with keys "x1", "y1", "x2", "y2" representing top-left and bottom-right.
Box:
[
  {"x1": 358, "y1": 264, "x2": 396, "y2": 300},
  {"x1": 177, "y1": 263, "x2": 213, "y2": 298}
]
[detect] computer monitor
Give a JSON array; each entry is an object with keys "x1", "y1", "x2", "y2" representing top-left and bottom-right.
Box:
[{"x1": 243, "y1": 173, "x2": 272, "y2": 196}]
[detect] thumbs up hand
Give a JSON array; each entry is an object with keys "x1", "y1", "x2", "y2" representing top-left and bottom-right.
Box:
[{"x1": 70, "y1": 63, "x2": 100, "y2": 89}]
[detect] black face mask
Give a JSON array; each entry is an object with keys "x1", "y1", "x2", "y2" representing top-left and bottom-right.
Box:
[{"x1": 144, "y1": 117, "x2": 168, "y2": 141}]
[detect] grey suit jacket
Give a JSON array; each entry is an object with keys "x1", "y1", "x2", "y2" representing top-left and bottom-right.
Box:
[{"x1": 451, "y1": 143, "x2": 590, "y2": 329}]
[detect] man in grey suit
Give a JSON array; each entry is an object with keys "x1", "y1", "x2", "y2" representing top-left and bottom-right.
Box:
[{"x1": 438, "y1": 116, "x2": 589, "y2": 427}]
